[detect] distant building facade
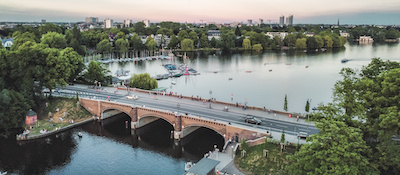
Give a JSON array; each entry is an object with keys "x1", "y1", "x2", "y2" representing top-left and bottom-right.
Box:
[
  {"x1": 0, "y1": 37, "x2": 14, "y2": 48},
  {"x1": 124, "y1": 19, "x2": 132, "y2": 27},
  {"x1": 286, "y1": 15, "x2": 293, "y2": 26},
  {"x1": 85, "y1": 17, "x2": 99, "y2": 24},
  {"x1": 266, "y1": 32, "x2": 288, "y2": 40},
  {"x1": 339, "y1": 30, "x2": 350, "y2": 37},
  {"x1": 279, "y1": 16, "x2": 284, "y2": 27},
  {"x1": 143, "y1": 19, "x2": 150, "y2": 27},
  {"x1": 247, "y1": 19, "x2": 252, "y2": 26},
  {"x1": 104, "y1": 18, "x2": 114, "y2": 28},
  {"x1": 259, "y1": 19, "x2": 263, "y2": 26},
  {"x1": 359, "y1": 36, "x2": 373, "y2": 43},
  {"x1": 208, "y1": 30, "x2": 221, "y2": 40}
]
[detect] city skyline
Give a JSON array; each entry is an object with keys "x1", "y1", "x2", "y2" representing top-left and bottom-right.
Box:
[{"x1": 0, "y1": 0, "x2": 399, "y2": 25}]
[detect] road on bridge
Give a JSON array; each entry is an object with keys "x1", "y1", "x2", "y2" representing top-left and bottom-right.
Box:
[{"x1": 52, "y1": 84, "x2": 319, "y2": 141}]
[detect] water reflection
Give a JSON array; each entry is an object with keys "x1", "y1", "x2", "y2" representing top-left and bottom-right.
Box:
[{"x1": 0, "y1": 132, "x2": 76, "y2": 175}]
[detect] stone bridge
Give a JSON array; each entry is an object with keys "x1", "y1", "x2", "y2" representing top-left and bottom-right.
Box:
[{"x1": 79, "y1": 98, "x2": 267, "y2": 143}]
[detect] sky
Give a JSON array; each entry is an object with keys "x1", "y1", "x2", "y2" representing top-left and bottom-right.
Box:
[{"x1": 0, "y1": 0, "x2": 399, "y2": 25}]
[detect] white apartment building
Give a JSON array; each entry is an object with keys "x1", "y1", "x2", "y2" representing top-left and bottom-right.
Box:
[
  {"x1": 143, "y1": 19, "x2": 150, "y2": 28},
  {"x1": 124, "y1": 19, "x2": 132, "y2": 28},
  {"x1": 104, "y1": 18, "x2": 114, "y2": 28}
]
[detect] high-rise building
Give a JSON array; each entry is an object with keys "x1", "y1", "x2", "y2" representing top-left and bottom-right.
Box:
[
  {"x1": 143, "y1": 19, "x2": 150, "y2": 28},
  {"x1": 124, "y1": 19, "x2": 132, "y2": 28},
  {"x1": 104, "y1": 18, "x2": 114, "y2": 28},
  {"x1": 85, "y1": 17, "x2": 99, "y2": 24},
  {"x1": 259, "y1": 19, "x2": 264, "y2": 26},
  {"x1": 286, "y1": 15, "x2": 293, "y2": 26},
  {"x1": 279, "y1": 16, "x2": 284, "y2": 27},
  {"x1": 247, "y1": 19, "x2": 252, "y2": 26}
]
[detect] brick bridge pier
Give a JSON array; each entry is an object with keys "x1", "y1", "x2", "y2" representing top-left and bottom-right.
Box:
[{"x1": 79, "y1": 98, "x2": 267, "y2": 144}]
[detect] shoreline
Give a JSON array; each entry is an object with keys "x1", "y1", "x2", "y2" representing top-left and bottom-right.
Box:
[{"x1": 16, "y1": 117, "x2": 94, "y2": 141}]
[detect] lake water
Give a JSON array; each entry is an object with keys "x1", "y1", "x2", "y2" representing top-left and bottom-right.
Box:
[
  {"x1": 108, "y1": 43, "x2": 400, "y2": 113},
  {"x1": 0, "y1": 114, "x2": 223, "y2": 174}
]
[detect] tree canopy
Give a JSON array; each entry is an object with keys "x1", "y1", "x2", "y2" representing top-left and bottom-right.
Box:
[
  {"x1": 129, "y1": 73, "x2": 158, "y2": 90},
  {"x1": 301, "y1": 58, "x2": 400, "y2": 174}
]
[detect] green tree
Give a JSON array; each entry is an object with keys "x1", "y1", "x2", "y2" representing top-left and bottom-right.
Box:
[
  {"x1": 41, "y1": 32, "x2": 67, "y2": 49},
  {"x1": 284, "y1": 94, "x2": 288, "y2": 111},
  {"x1": 286, "y1": 118, "x2": 376, "y2": 175},
  {"x1": 318, "y1": 58, "x2": 400, "y2": 174},
  {"x1": 0, "y1": 89, "x2": 30, "y2": 138},
  {"x1": 210, "y1": 37, "x2": 217, "y2": 48},
  {"x1": 130, "y1": 33, "x2": 145, "y2": 50},
  {"x1": 168, "y1": 35, "x2": 179, "y2": 49},
  {"x1": 252, "y1": 44, "x2": 262, "y2": 51},
  {"x1": 218, "y1": 32, "x2": 235, "y2": 50},
  {"x1": 156, "y1": 28, "x2": 173, "y2": 37},
  {"x1": 242, "y1": 38, "x2": 251, "y2": 50},
  {"x1": 295, "y1": 38, "x2": 307, "y2": 49},
  {"x1": 11, "y1": 32, "x2": 37, "y2": 51},
  {"x1": 305, "y1": 99, "x2": 310, "y2": 113},
  {"x1": 314, "y1": 35, "x2": 324, "y2": 48},
  {"x1": 181, "y1": 39, "x2": 194, "y2": 51},
  {"x1": 386, "y1": 28, "x2": 400, "y2": 39},
  {"x1": 145, "y1": 36, "x2": 157, "y2": 52},
  {"x1": 324, "y1": 35, "x2": 333, "y2": 48},
  {"x1": 41, "y1": 47, "x2": 75, "y2": 94},
  {"x1": 234, "y1": 26, "x2": 241, "y2": 36},
  {"x1": 39, "y1": 23, "x2": 62, "y2": 35},
  {"x1": 69, "y1": 38, "x2": 86, "y2": 55},
  {"x1": 306, "y1": 37, "x2": 318, "y2": 49},
  {"x1": 133, "y1": 22, "x2": 146, "y2": 35},
  {"x1": 280, "y1": 129, "x2": 285, "y2": 143},
  {"x1": 177, "y1": 30, "x2": 189, "y2": 41},
  {"x1": 199, "y1": 33, "x2": 209, "y2": 48},
  {"x1": 85, "y1": 60, "x2": 109, "y2": 83},
  {"x1": 189, "y1": 31, "x2": 199, "y2": 47},
  {"x1": 283, "y1": 33, "x2": 297, "y2": 47},
  {"x1": 129, "y1": 73, "x2": 158, "y2": 90},
  {"x1": 115, "y1": 38, "x2": 129, "y2": 58},
  {"x1": 96, "y1": 39, "x2": 112, "y2": 54},
  {"x1": 59, "y1": 47, "x2": 84, "y2": 83}
]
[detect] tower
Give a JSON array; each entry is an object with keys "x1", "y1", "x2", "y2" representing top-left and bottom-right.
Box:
[
  {"x1": 286, "y1": 15, "x2": 293, "y2": 26},
  {"x1": 279, "y1": 16, "x2": 284, "y2": 27}
]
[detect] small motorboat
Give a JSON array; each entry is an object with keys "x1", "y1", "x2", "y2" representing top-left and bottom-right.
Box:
[
  {"x1": 228, "y1": 78, "x2": 233, "y2": 80},
  {"x1": 171, "y1": 81, "x2": 176, "y2": 85},
  {"x1": 269, "y1": 69, "x2": 272, "y2": 72},
  {"x1": 78, "y1": 132, "x2": 82, "y2": 138},
  {"x1": 185, "y1": 162, "x2": 194, "y2": 171},
  {"x1": 341, "y1": 58, "x2": 349, "y2": 63},
  {"x1": 305, "y1": 66, "x2": 309, "y2": 68}
]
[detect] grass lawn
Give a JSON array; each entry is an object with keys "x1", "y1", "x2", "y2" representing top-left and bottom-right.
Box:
[
  {"x1": 235, "y1": 140, "x2": 297, "y2": 175},
  {"x1": 27, "y1": 97, "x2": 92, "y2": 136}
]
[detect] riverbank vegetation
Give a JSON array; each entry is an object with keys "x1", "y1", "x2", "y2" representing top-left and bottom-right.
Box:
[
  {"x1": 2, "y1": 22, "x2": 398, "y2": 62},
  {"x1": 28, "y1": 97, "x2": 92, "y2": 136},
  {"x1": 287, "y1": 58, "x2": 400, "y2": 174},
  {"x1": 235, "y1": 138, "x2": 297, "y2": 175}
]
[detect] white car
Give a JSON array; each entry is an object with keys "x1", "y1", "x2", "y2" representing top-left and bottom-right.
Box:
[{"x1": 126, "y1": 95, "x2": 139, "y2": 100}]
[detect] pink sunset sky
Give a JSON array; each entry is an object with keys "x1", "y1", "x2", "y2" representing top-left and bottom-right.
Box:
[{"x1": 0, "y1": 0, "x2": 399, "y2": 24}]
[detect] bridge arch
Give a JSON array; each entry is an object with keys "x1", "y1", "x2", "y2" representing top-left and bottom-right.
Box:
[
  {"x1": 181, "y1": 124, "x2": 225, "y2": 139},
  {"x1": 137, "y1": 114, "x2": 175, "y2": 128}
]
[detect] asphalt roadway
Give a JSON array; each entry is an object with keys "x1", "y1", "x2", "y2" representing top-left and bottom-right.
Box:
[{"x1": 53, "y1": 84, "x2": 319, "y2": 144}]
